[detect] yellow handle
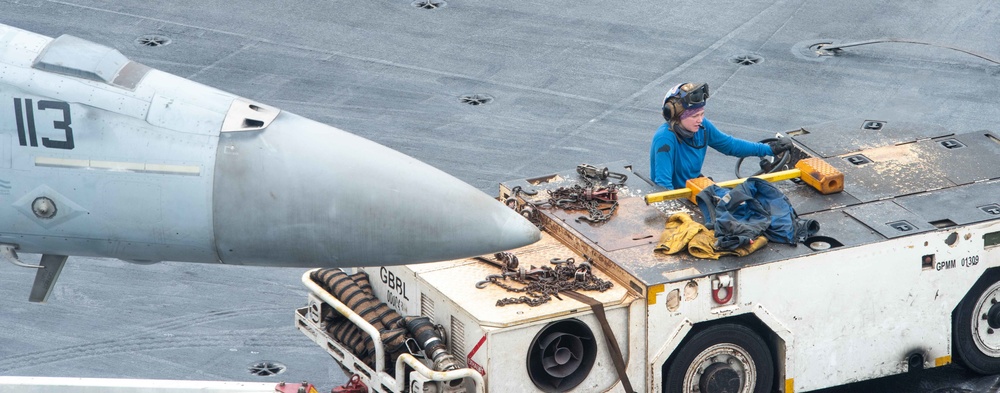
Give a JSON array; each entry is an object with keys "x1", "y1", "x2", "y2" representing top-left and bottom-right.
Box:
[{"x1": 644, "y1": 169, "x2": 802, "y2": 204}]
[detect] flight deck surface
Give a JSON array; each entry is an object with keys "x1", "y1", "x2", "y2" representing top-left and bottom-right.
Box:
[{"x1": 3, "y1": 1, "x2": 1000, "y2": 391}]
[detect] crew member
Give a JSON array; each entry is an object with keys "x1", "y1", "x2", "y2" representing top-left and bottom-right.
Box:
[{"x1": 649, "y1": 82, "x2": 792, "y2": 190}]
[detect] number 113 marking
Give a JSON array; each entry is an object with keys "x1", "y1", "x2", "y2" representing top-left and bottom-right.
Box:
[{"x1": 13, "y1": 98, "x2": 75, "y2": 150}]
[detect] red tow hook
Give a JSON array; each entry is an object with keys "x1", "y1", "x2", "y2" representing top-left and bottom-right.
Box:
[
  {"x1": 711, "y1": 274, "x2": 735, "y2": 304},
  {"x1": 331, "y1": 375, "x2": 367, "y2": 393}
]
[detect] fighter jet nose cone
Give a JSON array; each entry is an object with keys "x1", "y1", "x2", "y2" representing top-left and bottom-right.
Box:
[
  {"x1": 213, "y1": 112, "x2": 541, "y2": 268},
  {"x1": 499, "y1": 211, "x2": 541, "y2": 250}
]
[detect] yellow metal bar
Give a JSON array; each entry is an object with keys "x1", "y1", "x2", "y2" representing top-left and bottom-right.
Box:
[
  {"x1": 644, "y1": 188, "x2": 692, "y2": 204},
  {"x1": 644, "y1": 169, "x2": 802, "y2": 205},
  {"x1": 715, "y1": 169, "x2": 802, "y2": 188}
]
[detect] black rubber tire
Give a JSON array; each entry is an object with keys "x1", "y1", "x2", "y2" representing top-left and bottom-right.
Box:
[
  {"x1": 664, "y1": 323, "x2": 774, "y2": 393},
  {"x1": 953, "y1": 269, "x2": 1000, "y2": 374}
]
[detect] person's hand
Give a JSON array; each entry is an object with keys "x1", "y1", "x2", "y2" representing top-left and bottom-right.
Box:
[{"x1": 768, "y1": 138, "x2": 793, "y2": 155}]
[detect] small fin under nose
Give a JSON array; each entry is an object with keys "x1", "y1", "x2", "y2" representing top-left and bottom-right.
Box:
[{"x1": 29, "y1": 254, "x2": 68, "y2": 303}]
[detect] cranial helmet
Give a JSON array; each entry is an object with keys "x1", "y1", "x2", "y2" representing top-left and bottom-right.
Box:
[{"x1": 661, "y1": 82, "x2": 710, "y2": 122}]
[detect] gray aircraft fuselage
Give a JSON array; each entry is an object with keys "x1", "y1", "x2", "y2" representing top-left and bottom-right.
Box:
[{"x1": 0, "y1": 23, "x2": 539, "y2": 301}]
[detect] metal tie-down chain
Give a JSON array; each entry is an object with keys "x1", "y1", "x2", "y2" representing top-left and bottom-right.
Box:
[
  {"x1": 504, "y1": 164, "x2": 628, "y2": 226},
  {"x1": 546, "y1": 164, "x2": 628, "y2": 224},
  {"x1": 475, "y1": 252, "x2": 614, "y2": 307},
  {"x1": 506, "y1": 187, "x2": 543, "y2": 229}
]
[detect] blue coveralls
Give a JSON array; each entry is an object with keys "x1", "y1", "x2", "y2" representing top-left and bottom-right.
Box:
[{"x1": 649, "y1": 119, "x2": 774, "y2": 190}]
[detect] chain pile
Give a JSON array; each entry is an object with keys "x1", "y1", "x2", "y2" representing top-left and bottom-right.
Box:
[
  {"x1": 475, "y1": 253, "x2": 614, "y2": 307},
  {"x1": 504, "y1": 164, "x2": 628, "y2": 226},
  {"x1": 506, "y1": 186, "x2": 543, "y2": 229},
  {"x1": 546, "y1": 164, "x2": 628, "y2": 224}
]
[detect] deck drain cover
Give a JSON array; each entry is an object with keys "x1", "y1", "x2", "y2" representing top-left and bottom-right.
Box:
[
  {"x1": 248, "y1": 361, "x2": 286, "y2": 376},
  {"x1": 136, "y1": 35, "x2": 171, "y2": 47},
  {"x1": 808, "y1": 43, "x2": 842, "y2": 55},
  {"x1": 460, "y1": 94, "x2": 494, "y2": 106},
  {"x1": 791, "y1": 39, "x2": 842, "y2": 62},
  {"x1": 731, "y1": 54, "x2": 762, "y2": 65},
  {"x1": 412, "y1": 0, "x2": 446, "y2": 9}
]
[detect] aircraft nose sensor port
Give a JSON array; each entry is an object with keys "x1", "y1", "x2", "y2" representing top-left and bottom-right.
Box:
[{"x1": 31, "y1": 197, "x2": 57, "y2": 219}]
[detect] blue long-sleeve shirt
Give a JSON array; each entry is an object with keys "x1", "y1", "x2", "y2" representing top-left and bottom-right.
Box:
[{"x1": 649, "y1": 119, "x2": 773, "y2": 190}]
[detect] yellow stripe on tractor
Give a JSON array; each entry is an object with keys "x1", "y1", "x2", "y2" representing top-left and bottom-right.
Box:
[{"x1": 644, "y1": 157, "x2": 844, "y2": 205}]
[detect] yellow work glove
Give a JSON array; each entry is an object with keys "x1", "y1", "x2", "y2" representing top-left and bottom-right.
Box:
[
  {"x1": 688, "y1": 231, "x2": 769, "y2": 259},
  {"x1": 654, "y1": 213, "x2": 708, "y2": 255}
]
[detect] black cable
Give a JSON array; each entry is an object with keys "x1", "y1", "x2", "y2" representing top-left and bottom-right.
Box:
[
  {"x1": 818, "y1": 39, "x2": 1000, "y2": 65},
  {"x1": 735, "y1": 137, "x2": 792, "y2": 178}
]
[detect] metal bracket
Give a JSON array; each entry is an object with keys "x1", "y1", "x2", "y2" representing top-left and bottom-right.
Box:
[
  {"x1": 0, "y1": 244, "x2": 42, "y2": 269},
  {"x1": 29, "y1": 254, "x2": 68, "y2": 302},
  {"x1": 0, "y1": 245, "x2": 69, "y2": 302}
]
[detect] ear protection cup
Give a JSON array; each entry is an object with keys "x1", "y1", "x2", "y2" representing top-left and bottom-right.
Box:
[{"x1": 661, "y1": 97, "x2": 684, "y2": 122}]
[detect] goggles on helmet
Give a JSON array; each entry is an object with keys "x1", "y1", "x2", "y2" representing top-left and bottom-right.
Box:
[{"x1": 664, "y1": 83, "x2": 710, "y2": 109}]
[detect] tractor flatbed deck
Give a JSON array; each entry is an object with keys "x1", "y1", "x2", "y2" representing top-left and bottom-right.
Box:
[{"x1": 498, "y1": 121, "x2": 1000, "y2": 289}]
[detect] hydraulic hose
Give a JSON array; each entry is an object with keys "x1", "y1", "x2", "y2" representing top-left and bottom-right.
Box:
[{"x1": 404, "y1": 316, "x2": 459, "y2": 371}]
